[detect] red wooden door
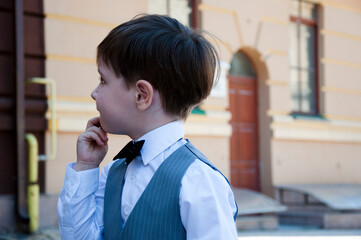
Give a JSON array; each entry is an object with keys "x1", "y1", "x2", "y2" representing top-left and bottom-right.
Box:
[{"x1": 228, "y1": 75, "x2": 259, "y2": 191}]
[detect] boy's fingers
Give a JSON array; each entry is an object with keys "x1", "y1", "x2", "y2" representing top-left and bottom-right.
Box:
[
  {"x1": 83, "y1": 131, "x2": 106, "y2": 146},
  {"x1": 88, "y1": 126, "x2": 108, "y2": 142},
  {"x1": 86, "y1": 117, "x2": 101, "y2": 129}
]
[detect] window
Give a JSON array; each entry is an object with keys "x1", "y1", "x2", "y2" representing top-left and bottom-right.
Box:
[
  {"x1": 289, "y1": 0, "x2": 319, "y2": 115},
  {"x1": 229, "y1": 52, "x2": 256, "y2": 78}
]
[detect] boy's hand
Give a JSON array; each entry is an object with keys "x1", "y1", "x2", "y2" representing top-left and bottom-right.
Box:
[{"x1": 75, "y1": 117, "x2": 108, "y2": 171}]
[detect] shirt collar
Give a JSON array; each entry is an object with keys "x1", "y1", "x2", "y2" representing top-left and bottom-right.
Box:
[{"x1": 136, "y1": 120, "x2": 184, "y2": 166}]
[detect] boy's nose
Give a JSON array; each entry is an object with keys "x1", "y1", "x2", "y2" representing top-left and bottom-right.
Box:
[{"x1": 91, "y1": 89, "x2": 97, "y2": 100}]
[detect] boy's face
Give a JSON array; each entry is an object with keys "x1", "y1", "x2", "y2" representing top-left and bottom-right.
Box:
[{"x1": 91, "y1": 59, "x2": 137, "y2": 135}]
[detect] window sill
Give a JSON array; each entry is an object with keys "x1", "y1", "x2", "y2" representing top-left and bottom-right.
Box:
[
  {"x1": 191, "y1": 107, "x2": 206, "y2": 115},
  {"x1": 290, "y1": 112, "x2": 326, "y2": 121}
]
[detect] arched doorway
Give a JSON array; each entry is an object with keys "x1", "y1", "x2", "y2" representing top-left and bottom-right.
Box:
[{"x1": 228, "y1": 51, "x2": 259, "y2": 191}]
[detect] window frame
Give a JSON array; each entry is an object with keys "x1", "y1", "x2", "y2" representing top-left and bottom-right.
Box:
[{"x1": 289, "y1": 0, "x2": 320, "y2": 116}]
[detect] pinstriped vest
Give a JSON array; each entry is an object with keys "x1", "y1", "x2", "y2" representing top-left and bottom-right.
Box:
[{"x1": 103, "y1": 142, "x2": 237, "y2": 240}]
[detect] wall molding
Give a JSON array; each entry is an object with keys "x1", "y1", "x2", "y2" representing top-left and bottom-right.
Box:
[
  {"x1": 198, "y1": 3, "x2": 243, "y2": 46},
  {"x1": 45, "y1": 13, "x2": 116, "y2": 28},
  {"x1": 322, "y1": 86, "x2": 361, "y2": 96},
  {"x1": 272, "y1": 137, "x2": 361, "y2": 145},
  {"x1": 46, "y1": 54, "x2": 96, "y2": 64},
  {"x1": 271, "y1": 121, "x2": 361, "y2": 143},
  {"x1": 321, "y1": 29, "x2": 361, "y2": 42},
  {"x1": 322, "y1": 1, "x2": 361, "y2": 15},
  {"x1": 323, "y1": 114, "x2": 361, "y2": 122},
  {"x1": 266, "y1": 79, "x2": 288, "y2": 86},
  {"x1": 321, "y1": 58, "x2": 361, "y2": 69},
  {"x1": 260, "y1": 16, "x2": 288, "y2": 26},
  {"x1": 267, "y1": 110, "x2": 361, "y2": 123}
]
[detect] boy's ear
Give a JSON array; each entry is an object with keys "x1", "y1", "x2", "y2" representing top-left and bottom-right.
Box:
[{"x1": 135, "y1": 80, "x2": 153, "y2": 111}]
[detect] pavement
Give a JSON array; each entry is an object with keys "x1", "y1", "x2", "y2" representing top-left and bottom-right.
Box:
[
  {"x1": 0, "y1": 228, "x2": 60, "y2": 240},
  {"x1": 238, "y1": 235, "x2": 361, "y2": 240},
  {"x1": 1, "y1": 225, "x2": 361, "y2": 239},
  {"x1": 238, "y1": 224, "x2": 361, "y2": 239}
]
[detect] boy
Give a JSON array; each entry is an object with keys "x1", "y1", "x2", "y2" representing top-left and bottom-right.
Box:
[{"x1": 57, "y1": 14, "x2": 238, "y2": 240}]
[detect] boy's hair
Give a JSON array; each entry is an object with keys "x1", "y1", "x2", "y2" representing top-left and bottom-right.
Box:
[{"x1": 97, "y1": 14, "x2": 219, "y2": 119}]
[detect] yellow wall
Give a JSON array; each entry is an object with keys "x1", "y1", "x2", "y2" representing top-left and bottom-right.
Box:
[{"x1": 272, "y1": 140, "x2": 361, "y2": 184}]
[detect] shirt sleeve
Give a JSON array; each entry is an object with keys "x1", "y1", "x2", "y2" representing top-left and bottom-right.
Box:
[
  {"x1": 179, "y1": 159, "x2": 238, "y2": 240},
  {"x1": 57, "y1": 162, "x2": 113, "y2": 240}
]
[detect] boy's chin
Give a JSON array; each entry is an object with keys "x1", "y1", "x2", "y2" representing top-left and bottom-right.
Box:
[
  {"x1": 98, "y1": 121, "x2": 109, "y2": 133},
  {"x1": 99, "y1": 121, "x2": 128, "y2": 135},
  {"x1": 100, "y1": 126, "x2": 120, "y2": 135},
  {"x1": 104, "y1": 128, "x2": 129, "y2": 136}
]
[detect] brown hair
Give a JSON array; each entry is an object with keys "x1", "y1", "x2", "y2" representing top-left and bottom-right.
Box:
[{"x1": 97, "y1": 14, "x2": 219, "y2": 119}]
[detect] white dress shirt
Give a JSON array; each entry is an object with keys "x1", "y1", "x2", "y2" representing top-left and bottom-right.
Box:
[{"x1": 57, "y1": 121, "x2": 238, "y2": 240}]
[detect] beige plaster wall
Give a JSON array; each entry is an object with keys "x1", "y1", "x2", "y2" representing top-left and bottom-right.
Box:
[
  {"x1": 46, "y1": 60, "x2": 97, "y2": 98},
  {"x1": 272, "y1": 140, "x2": 361, "y2": 185},
  {"x1": 44, "y1": 0, "x2": 147, "y2": 25},
  {"x1": 320, "y1": 3, "x2": 361, "y2": 119},
  {"x1": 186, "y1": 136, "x2": 230, "y2": 178}
]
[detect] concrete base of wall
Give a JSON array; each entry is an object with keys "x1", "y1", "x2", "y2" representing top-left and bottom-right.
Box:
[
  {"x1": 279, "y1": 207, "x2": 361, "y2": 229},
  {"x1": 275, "y1": 188, "x2": 361, "y2": 229},
  {"x1": 236, "y1": 215, "x2": 279, "y2": 231},
  {"x1": 279, "y1": 209, "x2": 324, "y2": 228},
  {"x1": 38, "y1": 194, "x2": 59, "y2": 228},
  {"x1": 0, "y1": 194, "x2": 59, "y2": 233},
  {"x1": 324, "y1": 212, "x2": 361, "y2": 229},
  {"x1": 0, "y1": 195, "x2": 17, "y2": 233}
]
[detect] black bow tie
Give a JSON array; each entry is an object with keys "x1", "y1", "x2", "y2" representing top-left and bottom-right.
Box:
[{"x1": 113, "y1": 140, "x2": 145, "y2": 165}]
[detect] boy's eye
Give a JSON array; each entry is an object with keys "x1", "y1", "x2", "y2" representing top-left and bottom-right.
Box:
[{"x1": 99, "y1": 77, "x2": 105, "y2": 84}]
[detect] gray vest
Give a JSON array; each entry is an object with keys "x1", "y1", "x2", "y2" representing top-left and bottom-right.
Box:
[{"x1": 103, "y1": 142, "x2": 237, "y2": 240}]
